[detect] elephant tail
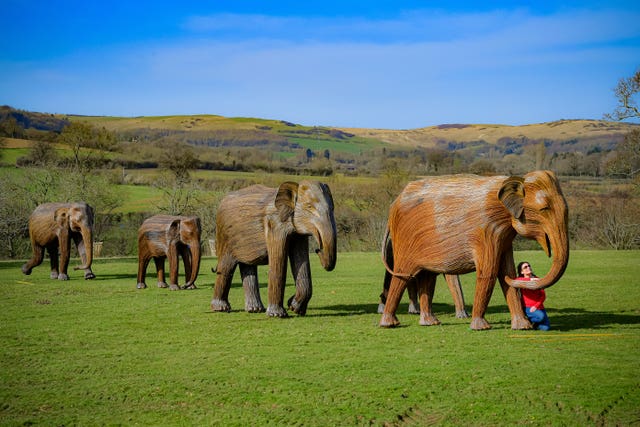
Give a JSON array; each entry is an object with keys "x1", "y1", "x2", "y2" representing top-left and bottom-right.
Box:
[{"x1": 380, "y1": 227, "x2": 414, "y2": 281}]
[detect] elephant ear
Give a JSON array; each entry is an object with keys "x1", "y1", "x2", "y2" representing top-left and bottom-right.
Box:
[
  {"x1": 166, "y1": 219, "x2": 181, "y2": 243},
  {"x1": 498, "y1": 176, "x2": 525, "y2": 219},
  {"x1": 275, "y1": 181, "x2": 298, "y2": 222},
  {"x1": 54, "y1": 207, "x2": 69, "y2": 226}
]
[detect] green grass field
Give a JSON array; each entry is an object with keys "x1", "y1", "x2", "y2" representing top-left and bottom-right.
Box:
[{"x1": 1, "y1": 250, "x2": 638, "y2": 426}]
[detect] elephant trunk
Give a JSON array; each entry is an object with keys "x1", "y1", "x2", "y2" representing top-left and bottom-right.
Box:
[
  {"x1": 314, "y1": 220, "x2": 337, "y2": 272},
  {"x1": 506, "y1": 230, "x2": 569, "y2": 290},
  {"x1": 74, "y1": 227, "x2": 93, "y2": 271},
  {"x1": 187, "y1": 242, "x2": 201, "y2": 285}
]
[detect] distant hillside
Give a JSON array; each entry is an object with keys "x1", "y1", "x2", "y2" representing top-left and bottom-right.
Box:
[
  {"x1": 341, "y1": 120, "x2": 638, "y2": 154},
  {"x1": 2, "y1": 106, "x2": 638, "y2": 157}
]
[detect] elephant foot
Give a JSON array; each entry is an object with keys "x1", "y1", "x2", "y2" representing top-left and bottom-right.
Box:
[
  {"x1": 456, "y1": 309, "x2": 470, "y2": 319},
  {"x1": 379, "y1": 313, "x2": 400, "y2": 328},
  {"x1": 84, "y1": 271, "x2": 96, "y2": 280},
  {"x1": 57, "y1": 273, "x2": 69, "y2": 281},
  {"x1": 21, "y1": 265, "x2": 32, "y2": 275},
  {"x1": 157, "y1": 282, "x2": 169, "y2": 288},
  {"x1": 137, "y1": 282, "x2": 148, "y2": 289},
  {"x1": 287, "y1": 295, "x2": 308, "y2": 316},
  {"x1": 211, "y1": 299, "x2": 231, "y2": 312},
  {"x1": 266, "y1": 304, "x2": 288, "y2": 318},
  {"x1": 169, "y1": 284, "x2": 180, "y2": 291},
  {"x1": 511, "y1": 315, "x2": 533, "y2": 330},
  {"x1": 408, "y1": 302, "x2": 420, "y2": 315},
  {"x1": 182, "y1": 282, "x2": 197, "y2": 290},
  {"x1": 419, "y1": 313, "x2": 441, "y2": 326},
  {"x1": 470, "y1": 317, "x2": 492, "y2": 330},
  {"x1": 245, "y1": 301, "x2": 266, "y2": 313}
]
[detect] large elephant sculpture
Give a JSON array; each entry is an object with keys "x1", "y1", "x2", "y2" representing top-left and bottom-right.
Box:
[
  {"x1": 380, "y1": 171, "x2": 569, "y2": 330},
  {"x1": 136, "y1": 215, "x2": 202, "y2": 291},
  {"x1": 211, "y1": 180, "x2": 337, "y2": 317},
  {"x1": 379, "y1": 234, "x2": 469, "y2": 318},
  {"x1": 22, "y1": 202, "x2": 95, "y2": 280}
]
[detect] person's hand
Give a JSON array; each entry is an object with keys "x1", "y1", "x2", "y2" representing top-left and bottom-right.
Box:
[{"x1": 529, "y1": 306, "x2": 537, "y2": 313}]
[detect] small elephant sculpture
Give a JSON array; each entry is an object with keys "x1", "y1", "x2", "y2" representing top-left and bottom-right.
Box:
[
  {"x1": 381, "y1": 171, "x2": 569, "y2": 330},
  {"x1": 378, "y1": 232, "x2": 469, "y2": 318},
  {"x1": 22, "y1": 202, "x2": 96, "y2": 280},
  {"x1": 211, "y1": 181, "x2": 337, "y2": 317},
  {"x1": 136, "y1": 215, "x2": 202, "y2": 290}
]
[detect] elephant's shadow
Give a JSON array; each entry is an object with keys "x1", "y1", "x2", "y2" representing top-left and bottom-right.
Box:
[
  {"x1": 475, "y1": 305, "x2": 640, "y2": 331},
  {"x1": 316, "y1": 303, "x2": 640, "y2": 330},
  {"x1": 545, "y1": 307, "x2": 640, "y2": 331}
]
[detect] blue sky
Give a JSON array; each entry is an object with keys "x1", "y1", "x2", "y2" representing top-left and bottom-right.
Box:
[{"x1": 2, "y1": 1, "x2": 639, "y2": 129}]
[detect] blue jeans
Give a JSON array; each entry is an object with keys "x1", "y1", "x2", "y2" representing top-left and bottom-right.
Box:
[{"x1": 526, "y1": 307, "x2": 550, "y2": 331}]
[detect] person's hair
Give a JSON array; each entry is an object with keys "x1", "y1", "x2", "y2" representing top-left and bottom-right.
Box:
[{"x1": 517, "y1": 261, "x2": 530, "y2": 276}]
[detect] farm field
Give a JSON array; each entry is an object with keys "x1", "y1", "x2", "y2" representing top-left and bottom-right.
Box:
[{"x1": 1, "y1": 250, "x2": 638, "y2": 426}]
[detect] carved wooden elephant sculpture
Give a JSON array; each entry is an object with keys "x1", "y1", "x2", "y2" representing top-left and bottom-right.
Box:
[
  {"x1": 381, "y1": 171, "x2": 569, "y2": 330},
  {"x1": 22, "y1": 202, "x2": 95, "y2": 280},
  {"x1": 136, "y1": 215, "x2": 202, "y2": 290},
  {"x1": 211, "y1": 180, "x2": 337, "y2": 317}
]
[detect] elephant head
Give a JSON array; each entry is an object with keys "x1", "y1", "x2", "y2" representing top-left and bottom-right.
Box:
[
  {"x1": 174, "y1": 216, "x2": 202, "y2": 287},
  {"x1": 499, "y1": 170, "x2": 569, "y2": 290},
  {"x1": 275, "y1": 180, "x2": 337, "y2": 271},
  {"x1": 56, "y1": 202, "x2": 94, "y2": 272}
]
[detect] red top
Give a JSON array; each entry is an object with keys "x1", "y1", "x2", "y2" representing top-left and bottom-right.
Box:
[{"x1": 518, "y1": 277, "x2": 546, "y2": 310}]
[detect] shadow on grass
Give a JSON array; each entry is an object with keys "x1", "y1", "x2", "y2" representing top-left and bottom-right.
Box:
[
  {"x1": 308, "y1": 302, "x2": 460, "y2": 317},
  {"x1": 310, "y1": 302, "x2": 640, "y2": 330},
  {"x1": 548, "y1": 308, "x2": 640, "y2": 331}
]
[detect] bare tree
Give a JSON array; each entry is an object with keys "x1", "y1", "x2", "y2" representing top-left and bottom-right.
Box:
[{"x1": 605, "y1": 68, "x2": 640, "y2": 121}]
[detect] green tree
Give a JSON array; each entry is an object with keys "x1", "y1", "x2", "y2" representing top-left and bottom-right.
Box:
[
  {"x1": 0, "y1": 171, "x2": 33, "y2": 258},
  {"x1": 24, "y1": 140, "x2": 59, "y2": 166},
  {"x1": 0, "y1": 115, "x2": 23, "y2": 138},
  {"x1": 159, "y1": 144, "x2": 199, "y2": 183},
  {"x1": 57, "y1": 122, "x2": 118, "y2": 172}
]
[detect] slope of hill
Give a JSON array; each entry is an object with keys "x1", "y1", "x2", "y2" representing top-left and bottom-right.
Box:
[
  {"x1": 3, "y1": 106, "x2": 638, "y2": 156},
  {"x1": 340, "y1": 120, "x2": 638, "y2": 150}
]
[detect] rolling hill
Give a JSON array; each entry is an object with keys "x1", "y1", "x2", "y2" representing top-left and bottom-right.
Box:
[{"x1": 3, "y1": 106, "x2": 638, "y2": 156}]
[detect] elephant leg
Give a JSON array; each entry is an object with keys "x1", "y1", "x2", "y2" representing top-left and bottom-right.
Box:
[
  {"x1": 470, "y1": 270, "x2": 497, "y2": 330},
  {"x1": 240, "y1": 263, "x2": 265, "y2": 313},
  {"x1": 167, "y1": 243, "x2": 181, "y2": 291},
  {"x1": 180, "y1": 245, "x2": 196, "y2": 290},
  {"x1": 380, "y1": 275, "x2": 408, "y2": 327},
  {"x1": 211, "y1": 256, "x2": 237, "y2": 312},
  {"x1": 417, "y1": 272, "x2": 440, "y2": 326},
  {"x1": 499, "y1": 252, "x2": 532, "y2": 330},
  {"x1": 154, "y1": 257, "x2": 169, "y2": 288},
  {"x1": 73, "y1": 234, "x2": 95, "y2": 280},
  {"x1": 287, "y1": 235, "x2": 312, "y2": 316},
  {"x1": 444, "y1": 274, "x2": 469, "y2": 318},
  {"x1": 378, "y1": 270, "x2": 391, "y2": 314},
  {"x1": 137, "y1": 252, "x2": 152, "y2": 289},
  {"x1": 406, "y1": 281, "x2": 420, "y2": 314},
  {"x1": 22, "y1": 243, "x2": 45, "y2": 276},
  {"x1": 265, "y1": 236, "x2": 288, "y2": 318},
  {"x1": 58, "y1": 235, "x2": 71, "y2": 281}
]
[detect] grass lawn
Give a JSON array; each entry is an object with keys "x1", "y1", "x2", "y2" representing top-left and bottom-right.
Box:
[{"x1": 0, "y1": 250, "x2": 638, "y2": 426}]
